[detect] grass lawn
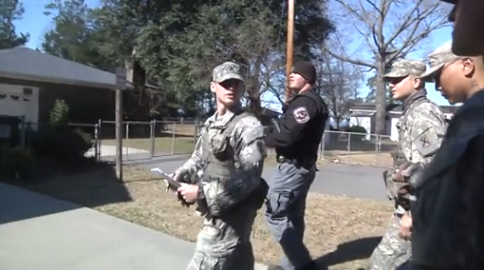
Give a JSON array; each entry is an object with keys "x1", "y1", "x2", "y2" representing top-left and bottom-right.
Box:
[{"x1": 17, "y1": 164, "x2": 393, "y2": 270}]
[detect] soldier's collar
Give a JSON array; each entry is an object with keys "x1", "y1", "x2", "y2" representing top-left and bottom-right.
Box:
[
  {"x1": 210, "y1": 110, "x2": 235, "y2": 127},
  {"x1": 402, "y1": 89, "x2": 427, "y2": 112}
]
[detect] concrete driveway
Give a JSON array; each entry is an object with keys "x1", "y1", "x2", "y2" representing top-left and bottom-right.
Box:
[{"x1": 0, "y1": 183, "x2": 266, "y2": 270}]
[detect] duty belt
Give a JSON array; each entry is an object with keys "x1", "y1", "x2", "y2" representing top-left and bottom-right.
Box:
[{"x1": 276, "y1": 155, "x2": 313, "y2": 168}]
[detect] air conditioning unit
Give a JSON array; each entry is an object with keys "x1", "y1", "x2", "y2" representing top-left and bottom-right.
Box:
[{"x1": 23, "y1": 88, "x2": 33, "y2": 95}]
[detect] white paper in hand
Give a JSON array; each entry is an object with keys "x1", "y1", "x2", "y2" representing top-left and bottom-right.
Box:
[{"x1": 150, "y1": 167, "x2": 181, "y2": 189}]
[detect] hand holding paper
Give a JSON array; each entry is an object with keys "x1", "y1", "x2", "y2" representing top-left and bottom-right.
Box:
[{"x1": 150, "y1": 167, "x2": 180, "y2": 192}]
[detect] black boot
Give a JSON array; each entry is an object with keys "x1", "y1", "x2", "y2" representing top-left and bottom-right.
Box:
[{"x1": 298, "y1": 260, "x2": 319, "y2": 270}]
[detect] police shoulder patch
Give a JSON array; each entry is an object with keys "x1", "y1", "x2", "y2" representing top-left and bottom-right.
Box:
[{"x1": 293, "y1": 106, "x2": 310, "y2": 124}]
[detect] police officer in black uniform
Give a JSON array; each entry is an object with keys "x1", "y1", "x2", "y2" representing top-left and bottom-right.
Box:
[{"x1": 264, "y1": 61, "x2": 329, "y2": 270}]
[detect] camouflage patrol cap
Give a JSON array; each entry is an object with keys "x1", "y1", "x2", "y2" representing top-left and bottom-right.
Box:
[
  {"x1": 212, "y1": 61, "x2": 245, "y2": 83},
  {"x1": 420, "y1": 41, "x2": 466, "y2": 82},
  {"x1": 383, "y1": 59, "x2": 427, "y2": 79}
]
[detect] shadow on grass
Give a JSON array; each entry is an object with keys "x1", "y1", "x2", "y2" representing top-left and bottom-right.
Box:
[
  {"x1": 315, "y1": 236, "x2": 381, "y2": 270},
  {"x1": 0, "y1": 158, "x2": 133, "y2": 225}
]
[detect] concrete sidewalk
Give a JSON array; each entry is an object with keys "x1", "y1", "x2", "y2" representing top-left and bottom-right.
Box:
[{"x1": 0, "y1": 183, "x2": 267, "y2": 270}]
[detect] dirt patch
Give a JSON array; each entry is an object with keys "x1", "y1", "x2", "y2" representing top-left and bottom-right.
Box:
[{"x1": 18, "y1": 165, "x2": 393, "y2": 270}]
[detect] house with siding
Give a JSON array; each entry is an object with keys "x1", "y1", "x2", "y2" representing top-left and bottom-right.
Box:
[
  {"x1": 349, "y1": 103, "x2": 459, "y2": 141},
  {"x1": 0, "y1": 47, "x2": 127, "y2": 127}
]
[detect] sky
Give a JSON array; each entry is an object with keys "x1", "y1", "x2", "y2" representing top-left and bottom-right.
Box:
[{"x1": 14, "y1": 0, "x2": 454, "y2": 112}]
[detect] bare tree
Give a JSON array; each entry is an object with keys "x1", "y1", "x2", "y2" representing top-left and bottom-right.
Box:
[
  {"x1": 323, "y1": 0, "x2": 450, "y2": 134},
  {"x1": 315, "y1": 48, "x2": 362, "y2": 129}
]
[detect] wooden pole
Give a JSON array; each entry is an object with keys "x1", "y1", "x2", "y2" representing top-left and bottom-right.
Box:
[{"x1": 285, "y1": 0, "x2": 295, "y2": 104}]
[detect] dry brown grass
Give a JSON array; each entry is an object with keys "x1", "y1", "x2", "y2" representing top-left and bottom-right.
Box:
[
  {"x1": 21, "y1": 165, "x2": 393, "y2": 270},
  {"x1": 322, "y1": 151, "x2": 393, "y2": 168}
]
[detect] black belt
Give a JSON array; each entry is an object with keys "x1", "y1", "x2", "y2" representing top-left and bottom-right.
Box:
[{"x1": 276, "y1": 156, "x2": 313, "y2": 168}]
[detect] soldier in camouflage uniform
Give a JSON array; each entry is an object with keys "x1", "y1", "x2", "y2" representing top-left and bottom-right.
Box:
[
  {"x1": 411, "y1": 41, "x2": 484, "y2": 270},
  {"x1": 170, "y1": 61, "x2": 267, "y2": 270},
  {"x1": 368, "y1": 59, "x2": 448, "y2": 270}
]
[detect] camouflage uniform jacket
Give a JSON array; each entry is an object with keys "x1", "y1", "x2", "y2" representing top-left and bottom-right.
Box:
[
  {"x1": 176, "y1": 109, "x2": 266, "y2": 269},
  {"x1": 394, "y1": 89, "x2": 447, "y2": 214}
]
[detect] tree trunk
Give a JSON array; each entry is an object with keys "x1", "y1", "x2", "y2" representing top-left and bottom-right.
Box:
[
  {"x1": 375, "y1": 60, "x2": 386, "y2": 135},
  {"x1": 248, "y1": 58, "x2": 262, "y2": 114}
]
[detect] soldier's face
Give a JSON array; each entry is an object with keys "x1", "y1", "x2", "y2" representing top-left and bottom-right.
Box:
[
  {"x1": 211, "y1": 79, "x2": 244, "y2": 107},
  {"x1": 449, "y1": 0, "x2": 484, "y2": 56},
  {"x1": 434, "y1": 58, "x2": 473, "y2": 104},
  {"x1": 288, "y1": 73, "x2": 307, "y2": 91},
  {"x1": 387, "y1": 76, "x2": 417, "y2": 100}
]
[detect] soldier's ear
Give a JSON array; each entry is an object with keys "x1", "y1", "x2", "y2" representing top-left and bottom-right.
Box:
[
  {"x1": 412, "y1": 76, "x2": 423, "y2": 89},
  {"x1": 462, "y1": 58, "x2": 475, "y2": 78},
  {"x1": 210, "y1": 82, "x2": 217, "y2": 93}
]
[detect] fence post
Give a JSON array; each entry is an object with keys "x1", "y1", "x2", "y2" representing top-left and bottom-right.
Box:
[
  {"x1": 171, "y1": 121, "x2": 176, "y2": 155},
  {"x1": 97, "y1": 119, "x2": 102, "y2": 157},
  {"x1": 347, "y1": 132, "x2": 351, "y2": 156},
  {"x1": 375, "y1": 134, "x2": 379, "y2": 152},
  {"x1": 320, "y1": 132, "x2": 326, "y2": 158},
  {"x1": 194, "y1": 119, "x2": 199, "y2": 141},
  {"x1": 94, "y1": 123, "x2": 99, "y2": 161},
  {"x1": 150, "y1": 119, "x2": 155, "y2": 158},
  {"x1": 125, "y1": 122, "x2": 129, "y2": 160},
  {"x1": 20, "y1": 116, "x2": 26, "y2": 149}
]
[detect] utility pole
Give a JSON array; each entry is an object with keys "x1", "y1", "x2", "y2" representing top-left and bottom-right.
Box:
[{"x1": 284, "y1": 0, "x2": 295, "y2": 105}]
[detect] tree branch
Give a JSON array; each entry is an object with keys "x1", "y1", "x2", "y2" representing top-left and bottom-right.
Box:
[{"x1": 322, "y1": 43, "x2": 375, "y2": 69}]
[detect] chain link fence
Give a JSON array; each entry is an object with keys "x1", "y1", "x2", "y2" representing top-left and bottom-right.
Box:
[
  {"x1": 95, "y1": 120, "x2": 201, "y2": 160},
  {"x1": 319, "y1": 130, "x2": 397, "y2": 168},
  {"x1": 16, "y1": 120, "x2": 397, "y2": 167}
]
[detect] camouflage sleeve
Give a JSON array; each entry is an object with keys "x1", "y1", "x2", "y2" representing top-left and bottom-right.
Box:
[
  {"x1": 409, "y1": 103, "x2": 447, "y2": 165},
  {"x1": 201, "y1": 116, "x2": 266, "y2": 216},
  {"x1": 405, "y1": 104, "x2": 447, "y2": 192},
  {"x1": 175, "y1": 121, "x2": 207, "y2": 179}
]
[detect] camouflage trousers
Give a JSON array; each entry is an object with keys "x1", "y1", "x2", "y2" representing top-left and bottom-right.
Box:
[
  {"x1": 368, "y1": 213, "x2": 411, "y2": 270},
  {"x1": 186, "y1": 208, "x2": 257, "y2": 270}
]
